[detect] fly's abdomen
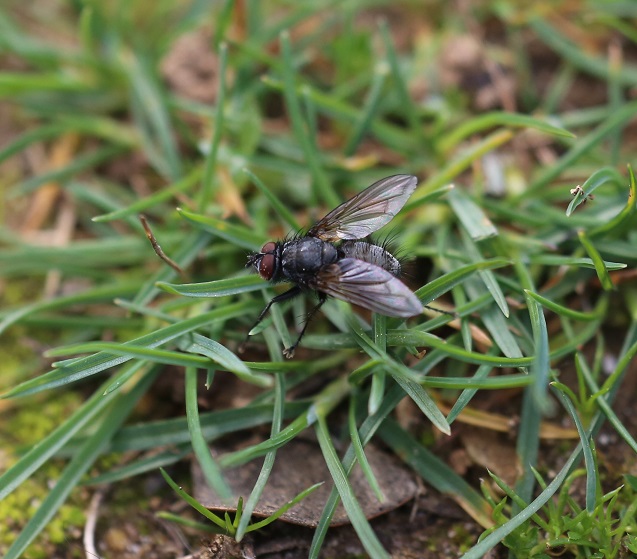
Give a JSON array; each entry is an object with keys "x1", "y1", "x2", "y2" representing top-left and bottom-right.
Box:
[
  {"x1": 339, "y1": 241, "x2": 401, "y2": 276},
  {"x1": 281, "y1": 237, "x2": 338, "y2": 283}
]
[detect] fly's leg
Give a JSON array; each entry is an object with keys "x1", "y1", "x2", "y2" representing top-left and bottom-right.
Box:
[
  {"x1": 283, "y1": 292, "x2": 327, "y2": 359},
  {"x1": 238, "y1": 286, "x2": 302, "y2": 354}
]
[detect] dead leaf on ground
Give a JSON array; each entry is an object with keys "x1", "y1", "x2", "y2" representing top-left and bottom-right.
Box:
[{"x1": 193, "y1": 436, "x2": 418, "y2": 527}]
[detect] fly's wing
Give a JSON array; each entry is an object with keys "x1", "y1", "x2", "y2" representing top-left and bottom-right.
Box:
[
  {"x1": 308, "y1": 175, "x2": 417, "y2": 241},
  {"x1": 311, "y1": 258, "x2": 423, "y2": 317}
]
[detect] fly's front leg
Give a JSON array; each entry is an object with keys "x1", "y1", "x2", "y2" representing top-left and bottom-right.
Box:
[
  {"x1": 239, "y1": 286, "x2": 302, "y2": 353},
  {"x1": 283, "y1": 292, "x2": 327, "y2": 359}
]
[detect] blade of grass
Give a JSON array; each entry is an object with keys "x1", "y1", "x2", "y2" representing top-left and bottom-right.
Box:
[
  {"x1": 185, "y1": 366, "x2": 233, "y2": 501},
  {"x1": 577, "y1": 230, "x2": 614, "y2": 291},
  {"x1": 92, "y1": 166, "x2": 203, "y2": 222},
  {"x1": 577, "y1": 353, "x2": 637, "y2": 455},
  {"x1": 86, "y1": 445, "x2": 190, "y2": 485},
  {"x1": 160, "y1": 468, "x2": 229, "y2": 531},
  {"x1": 528, "y1": 255, "x2": 626, "y2": 270},
  {"x1": 447, "y1": 356, "x2": 496, "y2": 424},
  {"x1": 414, "y1": 257, "x2": 510, "y2": 304},
  {"x1": 246, "y1": 482, "x2": 324, "y2": 532},
  {"x1": 459, "y1": 230, "x2": 509, "y2": 318},
  {"x1": 126, "y1": 52, "x2": 182, "y2": 180},
  {"x1": 10, "y1": 144, "x2": 125, "y2": 198},
  {"x1": 0, "y1": 280, "x2": 141, "y2": 336},
  {"x1": 449, "y1": 188, "x2": 499, "y2": 241},
  {"x1": 407, "y1": 129, "x2": 515, "y2": 204},
  {"x1": 379, "y1": 419, "x2": 493, "y2": 527},
  {"x1": 2, "y1": 301, "x2": 256, "y2": 398},
  {"x1": 524, "y1": 100, "x2": 637, "y2": 197},
  {"x1": 525, "y1": 289, "x2": 605, "y2": 321},
  {"x1": 315, "y1": 416, "x2": 390, "y2": 559},
  {"x1": 177, "y1": 207, "x2": 261, "y2": 250},
  {"x1": 309, "y1": 383, "x2": 406, "y2": 558},
  {"x1": 514, "y1": 295, "x2": 550, "y2": 505},
  {"x1": 439, "y1": 111, "x2": 575, "y2": 154},
  {"x1": 236, "y1": 353, "x2": 285, "y2": 540},
  {"x1": 369, "y1": 314, "x2": 387, "y2": 415},
  {"x1": 48, "y1": 342, "x2": 215, "y2": 368},
  {"x1": 244, "y1": 168, "x2": 300, "y2": 231},
  {"x1": 550, "y1": 382, "x2": 597, "y2": 512},
  {"x1": 589, "y1": 164, "x2": 637, "y2": 237},
  {"x1": 565, "y1": 166, "x2": 624, "y2": 216},
  {"x1": 344, "y1": 61, "x2": 389, "y2": 156},
  {"x1": 198, "y1": 42, "x2": 228, "y2": 210},
  {"x1": 186, "y1": 334, "x2": 271, "y2": 387},
  {"x1": 347, "y1": 317, "x2": 450, "y2": 435},
  {"x1": 219, "y1": 375, "x2": 350, "y2": 469},
  {"x1": 531, "y1": 19, "x2": 637, "y2": 87},
  {"x1": 349, "y1": 393, "x2": 384, "y2": 502},
  {"x1": 133, "y1": 229, "x2": 212, "y2": 306},
  {"x1": 280, "y1": 31, "x2": 338, "y2": 208},
  {"x1": 158, "y1": 274, "x2": 267, "y2": 297},
  {"x1": 378, "y1": 18, "x2": 421, "y2": 136}
]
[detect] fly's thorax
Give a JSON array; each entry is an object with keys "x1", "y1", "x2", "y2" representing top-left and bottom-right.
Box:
[
  {"x1": 280, "y1": 237, "x2": 338, "y2": 282},
  {"x1": 339, "y1": 241, "x2": 401, "y2": 276}
]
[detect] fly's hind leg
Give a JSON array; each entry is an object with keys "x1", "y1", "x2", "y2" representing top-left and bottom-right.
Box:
[
  {"x1": 283, "y1": 292, "x2": 327, "y2": 359},
  {"x1": 239, "y1": 286, "x2": 302, "y2": 354}
]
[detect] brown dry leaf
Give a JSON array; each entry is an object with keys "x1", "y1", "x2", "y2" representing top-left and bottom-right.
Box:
[
  {"x1": 193, "y1": 437, "x2": 418, "y2": 527},
  {"x1": 428, "y1": 305, "x2": 493, "y2": 349},
  {"x1": 21, "y1": 132, "x2": 80, "y2": 233},
  {"x1": 338, "y1": 153, "x2": 380, "y2": 172},
  {"x1": 460, "y1": 427, "x2": 521, "y2": 487},
  {"x1": 436, "y1": 399, "x2": 578, "y2": 440},
  {"x1": 216, "y1": 167, "x2": 250, "y2": 223}
]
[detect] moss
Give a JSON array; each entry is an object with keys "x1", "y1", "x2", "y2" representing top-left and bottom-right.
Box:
[
  {"x1": 0, "y1": 472, "x2": 88, "y2": 556},
  {"x1": 0, "y1": 326, "x2": 40, "y2": 388},
  {"x1": 4, "y1": 391, "x2": 81, "y2": 449},
  {"x1": 1, "y1": 391, "x2": 87, "y2": 556}
]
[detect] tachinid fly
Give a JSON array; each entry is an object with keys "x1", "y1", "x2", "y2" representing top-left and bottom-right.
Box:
[{"x1": 245, "y1": 174, "x2": 423, "y2": 358}]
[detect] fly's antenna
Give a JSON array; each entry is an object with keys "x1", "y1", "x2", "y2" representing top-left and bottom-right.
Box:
[{"x1": 139, "y1": 214, "x2": 186, "y2": 278}]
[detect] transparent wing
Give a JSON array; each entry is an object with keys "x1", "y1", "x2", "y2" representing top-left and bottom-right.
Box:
[
  {"x1": 311, "y1": 258, "x2": 423, "y2": 317},
  {"x1": 308, "y1": 175, "x2": 418, "y2": 241}
]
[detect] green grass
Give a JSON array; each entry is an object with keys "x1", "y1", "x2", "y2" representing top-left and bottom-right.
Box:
[{"x1": 1, "y1": 1, "x2": 637, "y2": 558}]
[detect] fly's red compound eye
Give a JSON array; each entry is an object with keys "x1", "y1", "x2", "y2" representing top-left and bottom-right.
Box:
[
  {"x1": 261, "y1": 241, "x2": 276, "y2": 254},
  {"x1": 258, "y1": 253, "x2": 276, "y2": 280}
]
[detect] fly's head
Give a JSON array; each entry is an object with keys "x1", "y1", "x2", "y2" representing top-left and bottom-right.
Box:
[{"x1": 247, "y1": 241, "x2": 281, "y2": 281}]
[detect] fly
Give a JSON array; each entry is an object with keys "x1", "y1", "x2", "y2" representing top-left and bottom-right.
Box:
[{"x1": 244, "y1": 174, "x2": 424, "y2": 358}]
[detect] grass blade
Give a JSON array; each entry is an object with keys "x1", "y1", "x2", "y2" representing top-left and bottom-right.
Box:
[
  {"x1": 158, "y1": 274, "x2": 267, "y2": 297},
  {"x1": 379, "y1": 419, "x2": 492, "y2": 527},
  {"x1": 236, "y1": 371, "x2": 285, "y2": 540},
  {"x1": 185, "y1": 367, "x2": 233, "y2": 501},
  {"x1": 550, "y1": 382, "x2": 597, "y2": 512},
  {"x1": 315, "y1": 416, "x2": 390, "y2": 559},
  {"x1": 198, "y1": 42, "x2": 228, "y2": 210},
  {"x1": 2, "y1": 302, "x2": 255, "y2": 398}
]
